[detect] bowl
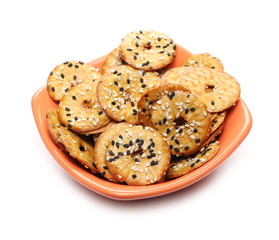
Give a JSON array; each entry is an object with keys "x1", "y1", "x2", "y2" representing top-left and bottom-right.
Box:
[{"x1": 31, "y1": 45, "x2": 252, "y2": 200}]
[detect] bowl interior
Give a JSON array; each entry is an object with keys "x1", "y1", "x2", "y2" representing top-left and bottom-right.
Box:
[{"x1": 32, "y1": 45, "x2": 252, "y2": 200}]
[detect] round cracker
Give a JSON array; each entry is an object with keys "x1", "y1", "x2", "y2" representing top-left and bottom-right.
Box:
[
  {"x1": 58, "y1": 81, "x2": 111, "y2": 133},
  {"x1": 102, "y1": 47, "x2": 126, "y2": 74},
  {"x1": 47, "y1": 61, "x2": 101, "y2": 102},
  {"x1": 167, "y1": 140, "x2": 220, "y2": 179},
  {"x1": 178, "y1": 67, "x2": 241, "y2": 112},
  {"x1": 138, "y1": 84, "x2": 212, "y2": 156},
  {"x1": 97, "y1": 65, "x2": 160, "y2": 124},
  {"x1": 46, "y1": 108, "x2": 65, "y2": 151},
  {"x1": 181, "y1": 53, "x2": 224, "y2": 71},
  {"x1": 94, "y1": 122, "x2": 131, "y2": 182},
  {"x1": 119, "y1": 30, "x2": 176, "y2": 71},
  {"x1": 58, "y1": 126, "x2": 98, "y2": 174},
  {"x1": 105, "y1": 125, "x2": 171, "y2": 185}
]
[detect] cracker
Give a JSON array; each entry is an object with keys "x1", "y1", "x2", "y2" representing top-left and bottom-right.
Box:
[
  {"x1": 58, "y1": 126, "x2": 98, "y2": 174},
  {"x1": 178, "y1": 67, "x2": 241, "y2": 112},
  {"x1": 105, "y1": 125, "x2": 171, "y2": 185},
  {"x1": 102, "y1": 47, "x2": 126, "y2": 74},
  {"x1": 160, "y1": 66, "x2": 195, "y2": 86},
  {"x1": 181, "y1": 53, "x2": 224, "y2": 71},
  {"x1": 47, "y1": 61, "x2": 101, "y2": 102},
  {"x1": 97, "y1": 65, "x2": 160, "y2": 124},
  {"x1": 94, "y1": 123, "x2": 131, "y2": 182},
  {"x1": 167, "y1": 140, "x2": 221, "y2": 179},
  {"x1": 138, "y1": 84, "x2": 212, "y2": 156},
  {"x1": 119, "y1": 30, "x2": 176, "y2": 70},
  {"x1": 80, "y1": 120, "x2": 118, "y2": 135},
  {"x1": 58, "y1": 81, "x2": 111, "y2": 133},
  {"x1": 211, "y1": 111, "x2": 226, "y2": 133},
  {"x1": 46, "y1": 108, "x2": 65, "y2": 151}
]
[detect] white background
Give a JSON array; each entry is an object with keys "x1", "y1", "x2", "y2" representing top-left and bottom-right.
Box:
[{"x1": 1, "y1": 0, "x2": 278, "y2": 239}]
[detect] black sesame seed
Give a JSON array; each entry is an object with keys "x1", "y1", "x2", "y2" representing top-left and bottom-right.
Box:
[
  {"x1": 74, "y1": 65, "x2": 79, "y2": 68},
  {"x1": 130, "y1": 102, "x2": 135, "y2": 107},
  {"x1": 184, "y1": 146, "x2": 190, "y2": 150},
  {"x1": 61, "y1": 73, "x2": 65, "y2": 78},
  {"x1": 129, "y1": 140, "x2": 133, "y2": 146},
  {"x1": 114, "y1": 81, "x2": 118, "y2": 85},
  {"x1": 190, "y1": 163, "x2": 195, "y2": 167},
  {"x1": 127, "y1": 48, "x2": 133, "y2": 51},
  {"x1": 68, "y1": 63, "x2": 73, "y2": 67},
  {"x1": 123, "y1": 144, "x2": 129, "y2": 148},
  {"x1": 116, "y1": 142, "x2": 120, "y2": 148},
  {"x1": 111, "y1": 140, "x2": 115, "y2": 146},
  {"x1": 175, "y1": 139, "x2": 180, "y2": 144},
  {"x1": 79, "y1": 146, "x2": 86, "y2": 151},
  {"x1": 190, "y1": 107, "x2": 196, "y2": 111},
  {"x1": 74, "y1": 116, "x2": 78, "y2": 121},
  {"x1": 119, "y1": 135, "x2": 123, "y2": 139},
  {"x1": 113, "y1": 71, "x2": 118, "y2": 74},
  {"x1": 141, "y1": 84, "x2": 146, "y2": 88},
  {"x1": 135, "y1": 43, "x2": 139, "y2": 47},
  {"x1": 126, "y1": 150, "x2": 131, "y2": 155},
  {"x1": 63, "y1": 61, "x2": 69, "y2": 64},
  {"x1": 142, "y1": 61, "x2": 150, "y2": 67},
  {"x1": 132, "y1": 174, "x2": 137, "y2": 179},
  {"x1": 166, "y1": 128, "x2": 171, "y2": 134},
  {"x1": 118, "y1": 152, "x2": 124, "y2": 156},
  {"x1": 72, "y1": 95, "x2": 77, "y2": 100},
  {"x1": 51, "y1": 87, "x2": 55, "y2": 92},
  {"x1": 119, "y1": 87, "x2": 124, "y2": 91},
  {"x1": 211, "y1": 100, "x2": 215, "y2": 105},
  {"x1": 185, "y1": 108, "x2": 189, "y2": 114},
  {"x1": 174, "y1": 148, "x2": 180, "y2": 152},
  {"x1": 111, "y1": 101, "x2": 116, "y2": 105},
  {"x1": 170, "y1": 145, "x2": 173, "y2": 149},
  {"x1": 195, "y1": 139, "x2": 201, "y2": 143},
  {"x1": 211, "y1": 66, "x2": 215, "y2": 69},
  {"x1": 103, "y1": 166, "x2": 108, "y2": 170},
  {"x1": 151, "y1": 160, "x2": 158, "y2": 166},
  {"x1": 66, "y1": 113, "x2": 71, "y2": 116},
  {"x1": 65, "y1": 107, "x2": 70, "y2": 111},
  {"x1": 134, "y1": 158, "x2": 140, "y2": 162},
  {"x1": 109, "y1": 150, "x2": 115, "y2": 156},
  {"x1": 98, "y1": 111, "x2": 103, "y2": 115}
]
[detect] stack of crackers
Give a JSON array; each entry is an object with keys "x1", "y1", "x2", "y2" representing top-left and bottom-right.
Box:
[{"x1": 46, "y1": 30, "x2": 240, "y2": 186}]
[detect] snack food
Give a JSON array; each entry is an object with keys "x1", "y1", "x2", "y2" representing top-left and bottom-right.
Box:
[
  {"x1": 46, "y1": 108, "x2": 66, "y2": 151},
  {"x1": 97, "y1": 65, "x2": 160, "y2": 124},
  {"x1": 44, "y1": 30, "x2": 240, "y2": 186},
  {"x1": 58, "y1": 126, "x2": 98, "y2": 173},
  {"x1": 102, "y1": 47, "x2": 126, "y2": 74},
  {"x1": 181, "y1": 53, "x2": 224, "y2": 71},
  {"x1": 138, "y1": 84, "x2": 212, "y2": 156},
  {"x1": 58, "y1": 81, "x2": 111, "y2": 133},
  {"x1": 119, "y1": 30, "x2": 176, "y2": 70},
  {"x1": 94, "y1": 123, "x2": 130, "y2": 182},
  {"x1": 105, "y1": 124, "x2": 171, "y2": 185},
  {"x1": 167, "y1": 67, "x2": 240, "y2": 112},
  {"x1": 167, "y1": 140, "x2": 220, "y2": 179},
  {"x1": 47, "y1": 61, "x2": 101, "y2": 102}
]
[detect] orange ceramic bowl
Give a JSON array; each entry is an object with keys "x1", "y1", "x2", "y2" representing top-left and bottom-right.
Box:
[{"x1": 32, "y1": 45, "x2": 252, "y2": 201}]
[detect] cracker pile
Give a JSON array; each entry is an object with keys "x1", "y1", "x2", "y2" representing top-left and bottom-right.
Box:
[{"x1": 46, "y1": 30, "x2": 241, "y2": 186}]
